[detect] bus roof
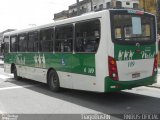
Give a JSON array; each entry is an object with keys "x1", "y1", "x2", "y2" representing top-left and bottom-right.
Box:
[
  {"x1": 3, "y1": 9, "x2": 154, "y2": 36},
  {"x1": 3, "y1": 10, "x2": 107, "y2": 36}
]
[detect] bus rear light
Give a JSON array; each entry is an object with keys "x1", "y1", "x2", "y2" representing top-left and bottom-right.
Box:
[
  {"x1": 152, "y1": 54, "x2": 158, "y2": 75},
  {"x1": 111, "y1": 66, "x2": 116, "y2": 72},
  {"x1": 108, "y1": 56, "x2": 119, "y2": 81}
]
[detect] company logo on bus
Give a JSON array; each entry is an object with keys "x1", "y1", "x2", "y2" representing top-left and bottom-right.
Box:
[
  {"x1": 136, "y1": 43, "x2": 140, "y2": 47},
  {"x1": 128, "y1": 10, "x2": 144, "y2": 15}
]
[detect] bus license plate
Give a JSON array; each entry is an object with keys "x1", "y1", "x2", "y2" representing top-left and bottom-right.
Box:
[{"x1": 132, "y1": 73, "x2": 140, "y2": 78}]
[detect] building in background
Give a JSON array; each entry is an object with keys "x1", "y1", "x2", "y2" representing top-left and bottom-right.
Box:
[
  {"x1": 54, "y1": 10, "x2": 69, "y2": 21},
  {"x1": 158, "y1": 0, "x2": 160, "y2": 33},
  {"x1": 54, "y1": 0, "x2": 139, "y2": 20},
  {"x1": 68, "y1": 0, "x2": 92, "y2": 18},
  {"x1": 92, "y1": 0, "x2": 139, "y2": 11},
  {"x1": 139, "y1": 0, "x2": 157, "y2": 14}
]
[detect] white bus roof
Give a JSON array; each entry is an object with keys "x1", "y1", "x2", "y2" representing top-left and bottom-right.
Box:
[
  {"x1": 4, "y1": 10, "x2": 107, "y2": 36},
  {"x1": 3, "y1": 9, "x2": 154, "y2": 36}
]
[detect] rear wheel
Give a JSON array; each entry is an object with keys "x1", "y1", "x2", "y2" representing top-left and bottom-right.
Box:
[{"x1": 48, "y1": 70, "x2": 60, "y2": 92}]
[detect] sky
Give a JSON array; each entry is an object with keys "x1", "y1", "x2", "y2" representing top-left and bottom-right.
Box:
[{"x1": 0, "y1": 0, "x2": 76, "y2": 32}]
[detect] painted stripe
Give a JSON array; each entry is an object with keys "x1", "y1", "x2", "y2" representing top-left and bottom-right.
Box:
[{"x1": 0, "y1": 85, "x2": 34, "y2": 91}]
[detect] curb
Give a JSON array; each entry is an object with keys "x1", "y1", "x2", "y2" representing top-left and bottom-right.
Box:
[{"x1": 148, "y1": 84, "x2": 160, "y2": 89}]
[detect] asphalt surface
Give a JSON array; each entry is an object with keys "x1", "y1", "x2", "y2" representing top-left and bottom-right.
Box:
[{"x1": 0, "y1": 64, "x2": 160, "y2": 120}]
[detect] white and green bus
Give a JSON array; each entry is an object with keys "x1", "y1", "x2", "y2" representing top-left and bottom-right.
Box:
[{"x1": 3, "y1": 9, "x2": 157, "y2": 92}]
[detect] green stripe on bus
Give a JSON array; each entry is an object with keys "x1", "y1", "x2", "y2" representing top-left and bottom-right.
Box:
[
  {"x1": 114, "y1": 44, "x2": 156, "y2": 61},
  {"x1": 4, "y1": 53, "x2": 96, "y2": 76},
  {"x1": 105, "y1": 73, "x2": 157, "y2": 92}
]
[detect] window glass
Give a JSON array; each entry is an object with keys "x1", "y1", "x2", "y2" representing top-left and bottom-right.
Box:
[
  {"x1": 116, "y1": 1, "x2": 122, "y2": 8},
  {"x1": 4, "y1": 42, "x2": 9, "y2": 54},
  {"x1": 132, "y1": 17, "x2": 142, "y2": 34},
  {"x1": 99, "y1": 4, "x2": 103, "y2": 10},
  {"x1": 133, "y1": 3, "x2": 138, "y2": 9},
  {"x1": 106, "y1": 2, "x2": 110, "y2": 9},
  {"x1": 10, "y1": 35, "x2": 18, "y2": 52},
  {"x1": 3, "y1": 37, "x2": 10, "y2": 54},
  {"x1": 126, "y1": 2, "x2": 130, "y2": 5},
  {"x1": 2, "y1": 36, "x2": 9, "y2": 54},
  {"x1": 112, "y1": 14, "x2": 155, "y2": 42},
  {"x1": 75, "y1": 19, "x2": 100, "y2": 53},
  {"x1": 28, "y1": 31, "x2": 38, "y2": 52},
  {"x1": 40, "y1": 28, "x2": 53, "y2": 52},
  {"x1": 115, "y1": 28, "x2": 122, "y2": 38},
  {"x1": 55, "y1": 25, "x2": 73, "y2": 52},
  {"x1": 4, "y1": 37, "x2": 9, "y2": 42},
  {"x1": 18, "y1": 34, "x2": 27, "y2": 52}
]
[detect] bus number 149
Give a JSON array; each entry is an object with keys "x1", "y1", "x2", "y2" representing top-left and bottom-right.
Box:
[{"x1": 84, "y1": 67, "x2": 95, "y2": 74}]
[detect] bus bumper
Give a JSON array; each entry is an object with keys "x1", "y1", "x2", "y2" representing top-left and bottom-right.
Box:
[{"x1": 104, "y1": 73, "x2": 157, "y2": 92}]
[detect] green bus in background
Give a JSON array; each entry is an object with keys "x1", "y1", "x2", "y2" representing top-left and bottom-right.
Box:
[{"x1": 3, "y1": 9, "x2": 158, "y2": 93}]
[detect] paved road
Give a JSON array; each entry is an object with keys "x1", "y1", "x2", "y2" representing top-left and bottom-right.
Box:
[{"x1": 0, "y1": 65, "x2": 160, "y2": 120}]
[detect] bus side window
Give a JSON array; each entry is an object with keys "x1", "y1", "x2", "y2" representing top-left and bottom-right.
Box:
[
  {"x1": 18, "y1": 33, "x2": 27, "y2": 52},
  {"x1": 3, "y1": 36, "x2": 9, "y2": 54},
  {"x1": 40, "y1": 28, "x2": 54, "y2": 52},
  {"x1": 28, "y1": 31, "x2": 39, "y2": 52},
  {"x1": 55, "y1": 25, "x2": 73, "y2": 52},
  {"x1": 10, "y1": 35, "x2": 18, "y2": 52},
  {"x1": 75, "y1": 19, "x2": 100, "y2": 53}
]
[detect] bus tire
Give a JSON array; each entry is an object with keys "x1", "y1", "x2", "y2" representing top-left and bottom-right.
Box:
[
  {"x1": 13, "y1": 66, "x2": 20, "y2": 80},
  {"x1": 48, "y1": 70, "x2": 60, "y2": 92}
]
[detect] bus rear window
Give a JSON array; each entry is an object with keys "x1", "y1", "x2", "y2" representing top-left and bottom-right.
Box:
[{"x1": 111, "y1": 11, "x2": 156, "y2": 44}]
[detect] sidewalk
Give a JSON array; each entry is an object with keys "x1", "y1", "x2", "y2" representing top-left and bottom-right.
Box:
[
  {"x1": 0, "y1": 60, "x2": 4, "y2": 65},
  {"x1": 148, "y1": 68, "x2": 160, "y2": 88}
]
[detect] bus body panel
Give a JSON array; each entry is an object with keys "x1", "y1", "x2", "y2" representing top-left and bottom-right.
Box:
[
  {"x1": 104, "y1": 74, "x2": 157, "y2": 92},
  {"x1": 95, "y1": 11, "x2": 112, "y2": 92},
  {"x1": 117, "y1": 59, "x2": 154, "y2": 81},
  {"x1": 4, "y1": 64, "x2": 11, "y2": 73},
  {"x1": 104, "y1": 9, "x2": 157, "y2": 92},
  {"x1": 16, "y1": 65, "x2": 47, "y2": 83},
  {"x1": 114, "y1": 44, "x2": 156, "y2": 81}
]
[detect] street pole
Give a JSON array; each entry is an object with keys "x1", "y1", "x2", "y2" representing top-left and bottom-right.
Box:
[
  {"x1": 143, "y1": 0, "x2": 145, "y2": 11},
  {"x1": 77, "y1": 0, "x2": 80, "y2": 16},
  {"x1": 91, "y1": 0, "x2": 93, "y2": 11},
  {"x1": 157, "y1": 0, "x2": 160, "y2": 33}
]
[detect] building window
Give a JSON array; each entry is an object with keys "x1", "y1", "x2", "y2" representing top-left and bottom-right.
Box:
[
  {"x1": 40, "y1": 28, "x2": 53, "y2": 52},
  {"x1": 106, "y1": 2, "x2": 111, "y2": 9},
  {"x1": 99, "y1": 4, "x2": 103, "y2": 10},
  {"x1": 10, "y1": 35, "x2": 18, "y2": 52},
  {"x1": 55, "y1": 24, "x2": 73, "y2": 52},
  {"x1": 28, "y1": 31, "x2": 39, "y2": 52},
  {"x1": 116, "y1": 1, "x2": 122, "y2": 9},
  {"x1": 75, "y1": 19, "x2": 100, "y2": 53},
  {"x1": 94, "y1": 5, "x2": 97, "y2": 10},
  {"x1": 18, "y1": 34, "x2": 27, "y2": 52},
  {"x1": 133, "y1": 3, "x2": 138, "y2": 9},
  {"x1": 126, "y1": 2, "x2": 130, "y2": 5}
]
